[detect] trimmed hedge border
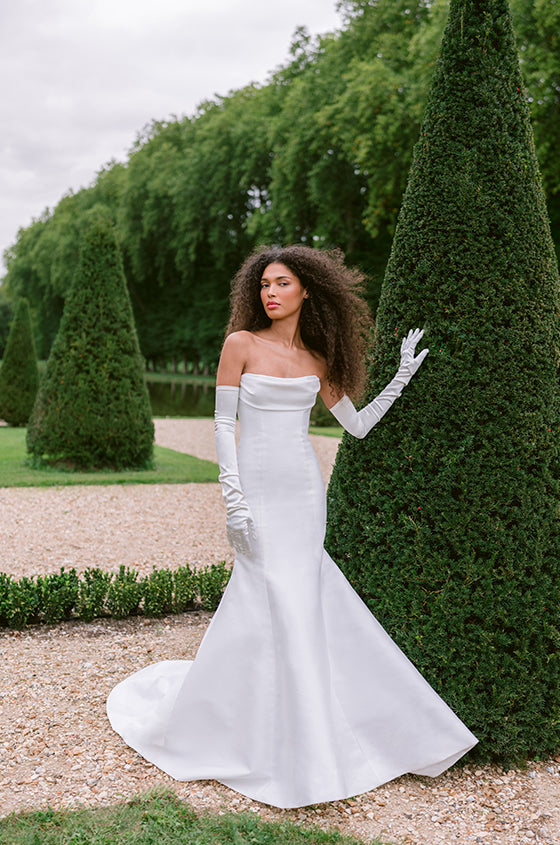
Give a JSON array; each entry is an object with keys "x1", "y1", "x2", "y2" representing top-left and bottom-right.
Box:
[{"x1": 0, "y1": 562, "x2": 231, "y2": 629}]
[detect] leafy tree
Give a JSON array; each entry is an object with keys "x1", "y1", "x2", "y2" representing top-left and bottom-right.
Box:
[
  {"x1": 4, "y1": 0, "x2": 560, "y2": 366},
  {"x1": 169, "y1": 85, "x2": 277, "y2": 362},
  {"x1": 510, "y1": 0, "x2": 560, "y2": 197},
  {"x1": 0, "y1": 298, "x2": 39, "y2": 426},
  {"x1": 27, "y1": 215, "x2": 153, "y2": 469},
  {"x1": 1, "y1": 214, "x2": 60, "y2": 358},
  {"x1": 2, "y1": 163, "x2": 128, "y2": 357},
  {"x1": 0, "y1": 293, "x2": 13, "y2": 357},
  {"x1": 119, "y1": 119, "x2": 189, "y2": 366},
  {"x1": 329, "y1": 1, "x2": 445, "y2": 232},
  {"x1": 510, "y1": 0, "x2": 560, "y2": 260},
  {"x1": 316, "y1": 0, "x2": 446, "y2": 302},
  {"x1": 327, "y1": 0, "x2": 560, "y2": 763}
]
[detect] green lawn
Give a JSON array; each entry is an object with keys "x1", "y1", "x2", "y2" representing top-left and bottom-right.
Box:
[
  {"x1": 309, "y1": 425, "x2": 343, "y2": 438},
  {"x1": 0, "y1": 427, "x2": 218, "y2": 487},
  {"x1": 0, "y1": 792, "x2": 380, "y2": 845},
  {"x1": 0, "y1": 422, "x2": 340, "y2": 487}
]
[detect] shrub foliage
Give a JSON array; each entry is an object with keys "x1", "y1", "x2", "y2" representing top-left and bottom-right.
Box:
[
  {"x1": 0, "y1": 297, "x2": 39, "y2": 426},
  {"x1": 26, "y1": 217, "x2": 154, "y2": 469},
  {"x1": 0, "y1": 563, "x2": 231, "y2": 629},
  {"x1": 327, "y1": 0, "x2": 560, "y2": 764}
]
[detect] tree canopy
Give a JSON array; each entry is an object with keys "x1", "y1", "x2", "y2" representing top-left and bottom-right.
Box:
[{"x1": 1, "y1": 0, "x2": 559, "y2": 368}]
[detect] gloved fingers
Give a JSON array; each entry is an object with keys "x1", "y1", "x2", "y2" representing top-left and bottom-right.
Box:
[
  {"x1": 406, "y1": 346, "x2": 429, "y2": 373},
  {"x1": 400, "y1": 329, "x2": 427, "y2": 373},
  {"x1": 226, "y1": 516, "x2": 256, "y2": 557},
  {"x1": 414, "y1": 347, "x2": 429, "y2": 369},
  {"x1": 227, "y1": 525, "x2": 251, "y2": 556},
  {"x1": 248, "y1": 518, "x2": 257, "y2": 544},
  {"x1": 400, "y1": 327, "x2": 424, "y2": 355}
]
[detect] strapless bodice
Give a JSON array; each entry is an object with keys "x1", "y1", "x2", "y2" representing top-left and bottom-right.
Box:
[{"x1": 239, "y1": 373, "x2": 320, "y2": 412}]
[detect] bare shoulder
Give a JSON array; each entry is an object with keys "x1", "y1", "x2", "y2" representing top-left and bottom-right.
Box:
[
  {"x1": 222, "y1": 330, "x2": 255, "y2": 350},
  {"x1": 217, "y1": 331, "x2": 254, "y2": 386},
  {"x1": 221, "y1": 330, "x2": 261, "y2": 360}
]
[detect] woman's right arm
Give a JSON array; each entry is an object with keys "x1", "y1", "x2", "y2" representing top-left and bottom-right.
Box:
[{"x1": 215, "y1": 332, "x2": 255, "y2": 556}]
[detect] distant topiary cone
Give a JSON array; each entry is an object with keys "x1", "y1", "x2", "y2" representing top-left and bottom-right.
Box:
[
  {"x1": 327, "y1": 0, "x2": 560, "y2": 764},
  {"x1": 27, "y1": 217, "x2": 154, "y2": 469},
  {"x1": 0, "y1": 297, "x2": 39, "y2": 426}
]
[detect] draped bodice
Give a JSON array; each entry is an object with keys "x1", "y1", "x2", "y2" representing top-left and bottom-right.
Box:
[{"x1": 238, "y1": 372, "x2": 320, "y2": 412}]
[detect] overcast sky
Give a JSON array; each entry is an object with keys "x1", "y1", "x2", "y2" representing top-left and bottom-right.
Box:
[{"x1": 0, "y1": 0, "x2": 342, "y2": 272}]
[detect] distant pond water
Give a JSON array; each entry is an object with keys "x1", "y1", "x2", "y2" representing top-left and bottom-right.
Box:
[{"x1": 147, "y1": 379, "x2": 216, "y2": 418}]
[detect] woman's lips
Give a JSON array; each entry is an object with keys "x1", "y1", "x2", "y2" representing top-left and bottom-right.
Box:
[{"x1": 267, "y1": 302, "x2": 279, "y2": 309}]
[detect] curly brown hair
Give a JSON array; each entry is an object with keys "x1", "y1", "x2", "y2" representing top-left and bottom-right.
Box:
[{"x1": 226, "y1": 245, "x2": 372, "y2": 398}]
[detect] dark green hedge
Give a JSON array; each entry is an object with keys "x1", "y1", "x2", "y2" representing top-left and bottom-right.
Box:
[
  {"x1": 0, "y1": 563, "x2": 231, "y2": 628},
  {"x1": 326, "y1": 0, "x2": 560, "y2": 765},
  {"x1": 0, "y1": 297, "x2": 39, "y2": 426},
  {"x1": 26, "y1": 215, "x2": 154, "y2": 469}
]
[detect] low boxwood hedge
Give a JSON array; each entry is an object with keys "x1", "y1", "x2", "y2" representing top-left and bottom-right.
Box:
[{"x1": 0, "y1": 562, "x2": 231, "y2": 628}]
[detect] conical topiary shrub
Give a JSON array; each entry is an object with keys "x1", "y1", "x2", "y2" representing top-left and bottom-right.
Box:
[
  {"x1": 27, "y1": 216, "x2": 154, "y2": 469},
  {"x1": 0, "y1": 297, "x2": 39, "y2": 426},
  {"x1": 326, "y1": 0, "x2": 560, "y2": 764}
]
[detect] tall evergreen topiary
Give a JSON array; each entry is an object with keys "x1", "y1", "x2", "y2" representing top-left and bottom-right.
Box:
[
  {"x1": 27, "y1": 217, "x2": 154, "y2": 469},
  {"x1": 327, "y1": 0, "x2": 560, "y2": 763},
  {"x1": 0, "y1": 297, "x2": 39, "y2": 426}
]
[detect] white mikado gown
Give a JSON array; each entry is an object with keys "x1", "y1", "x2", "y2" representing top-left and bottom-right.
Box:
[{"x1": 107, "y1": 373, "x2": 477, "y2": 808}]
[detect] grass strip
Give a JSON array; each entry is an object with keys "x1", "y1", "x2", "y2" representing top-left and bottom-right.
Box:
[
  {"x1": 0, "y1": 427, "x2": 218, "y2": 487},
  {"x1": 0, "y1": 791, "x2": 383, "y2": 845},
  {"x1": 309, "y1": 426, "x2": 343, "y2": 438}
]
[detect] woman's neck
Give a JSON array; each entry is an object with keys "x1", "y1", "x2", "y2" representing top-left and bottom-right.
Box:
[{"x1": 261, "y1": 317, "x2": 304, "y2": 349}]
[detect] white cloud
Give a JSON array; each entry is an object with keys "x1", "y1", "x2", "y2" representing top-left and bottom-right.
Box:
[{"x1": 0, "y1": 0, "x2": 341, "y2": 271}]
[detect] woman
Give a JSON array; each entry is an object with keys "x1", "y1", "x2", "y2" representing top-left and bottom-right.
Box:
[{"x1": 107, "y1": 245, "x2": 477, "y2": 808}]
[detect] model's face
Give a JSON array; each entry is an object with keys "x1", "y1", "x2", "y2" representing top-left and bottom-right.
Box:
[{"x1": 260, "y1": 262, "x2": 308, "y2": 320}]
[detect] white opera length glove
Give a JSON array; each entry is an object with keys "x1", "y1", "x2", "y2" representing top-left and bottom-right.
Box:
[
  {"x1": 329, "y1": 328, "x2": 429, "y2": 439},
  {"x1": 214, "y1": 385, "x2": 256, "y2": 556}
]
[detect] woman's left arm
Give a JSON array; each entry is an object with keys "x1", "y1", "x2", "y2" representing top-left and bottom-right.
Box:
[{"x1": 321, "y1": 328, "x2": 429, "y2": 439}]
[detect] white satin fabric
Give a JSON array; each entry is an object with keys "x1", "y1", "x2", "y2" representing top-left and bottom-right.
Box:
[{"x1": 107, "y1": 373, "x2": 477, "y2": 808}]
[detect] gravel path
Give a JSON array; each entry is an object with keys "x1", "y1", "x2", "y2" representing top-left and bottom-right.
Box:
[
  {"x1": 0, "y1": 419, "x2": 339, "y2": 579},
  {"x1": 1, "y1": 419, "x2": 559, "y2": 844}
]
